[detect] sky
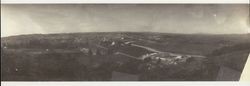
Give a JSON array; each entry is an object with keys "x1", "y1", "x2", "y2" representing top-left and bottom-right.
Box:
[{"x1": 1, "y1": 4, "x2": 250, "y2": 37}]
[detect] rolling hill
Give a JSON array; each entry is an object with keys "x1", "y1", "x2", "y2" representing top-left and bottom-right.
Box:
[{"x1": 1, "y1": 32, "x2": 249, "y2": 81}]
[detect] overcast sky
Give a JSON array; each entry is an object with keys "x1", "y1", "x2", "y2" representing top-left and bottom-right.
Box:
[{"x1": 1, "y1": 4, "x2": 249, "y2": 37}]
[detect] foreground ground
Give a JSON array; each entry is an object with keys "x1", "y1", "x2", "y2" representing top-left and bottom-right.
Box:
[{"x1": 1, "y1": 32, "x2": 250, "y2": 81}]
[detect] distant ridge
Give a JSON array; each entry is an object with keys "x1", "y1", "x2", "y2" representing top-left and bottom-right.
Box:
[{"x1": 2, "y1": 31, "x2": 250, "y2": 38}]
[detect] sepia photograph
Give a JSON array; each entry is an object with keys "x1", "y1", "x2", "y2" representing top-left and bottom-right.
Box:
[{"x1": 1, "y1": 4, "x2": 250, "y2": 81}]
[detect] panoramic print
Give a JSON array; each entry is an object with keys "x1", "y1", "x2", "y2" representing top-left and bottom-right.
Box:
[{"x1": 1, "y1": 4, "x2": 250, "y2": 81}]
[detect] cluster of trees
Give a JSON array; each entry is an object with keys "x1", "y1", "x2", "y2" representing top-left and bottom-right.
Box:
[{"x1": 137, "y1": 59, "x2": 211, "y2": 81}]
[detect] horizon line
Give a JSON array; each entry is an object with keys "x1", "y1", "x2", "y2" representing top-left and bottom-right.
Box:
[{"x1": 1, "y1": 31, "x2": 250, "y2": 38}]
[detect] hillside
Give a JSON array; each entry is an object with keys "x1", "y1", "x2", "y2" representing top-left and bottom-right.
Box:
[
  {"x1": 208, "y1": 43, "x2": 250, "y2": 72},
  {"x1": 1, "y1": 32, "x2": 250, "y2": 81},
  {"x1": 2, "y1": 32, "x2": 250, "y2": 55}
]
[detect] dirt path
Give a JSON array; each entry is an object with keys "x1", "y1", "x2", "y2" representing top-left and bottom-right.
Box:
[
  {"x1": 131, "y1": 44, "x2": 162, "y2": 53},
  {"x1": 131, "y1": 43, "x2": 206, "y2": 58}
]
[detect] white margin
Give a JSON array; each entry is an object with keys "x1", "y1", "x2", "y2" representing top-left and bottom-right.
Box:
[
  {"x1": 1, "y1": 0, "x2": 250, "y2": 4},
  {"x1": 1, "y1": 0, "x2": 250, "y2": 86}
]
